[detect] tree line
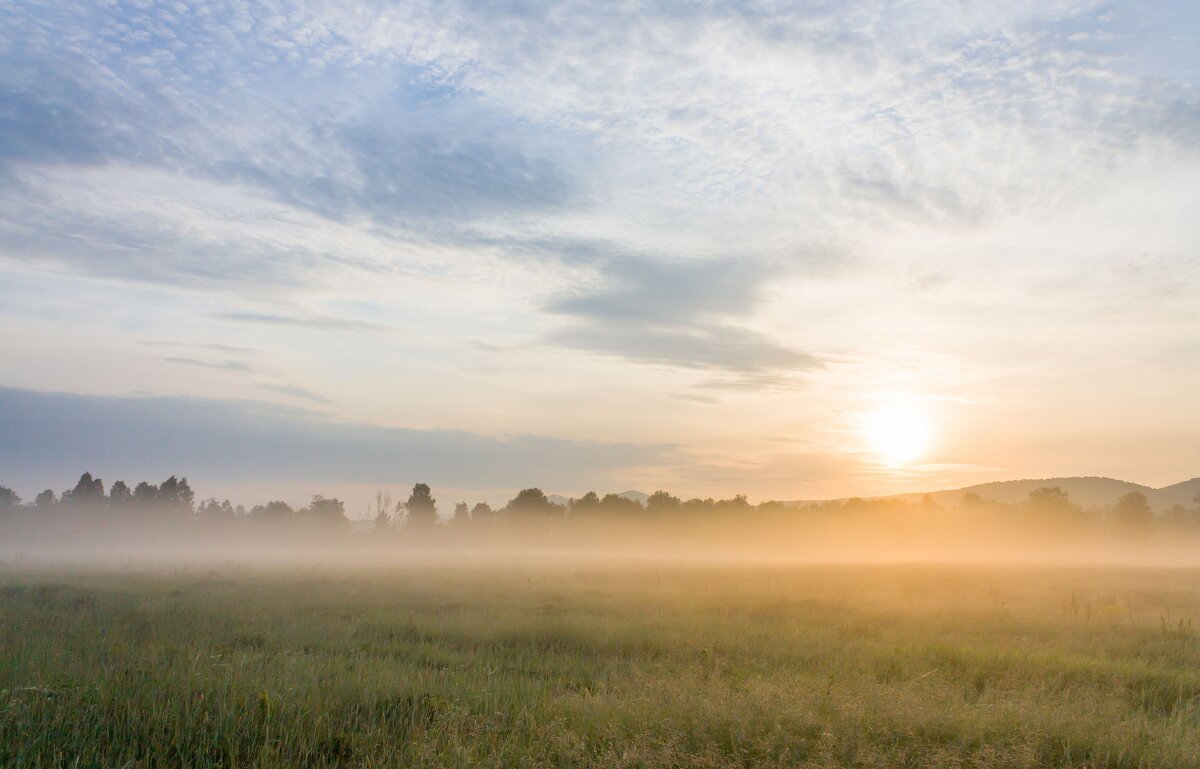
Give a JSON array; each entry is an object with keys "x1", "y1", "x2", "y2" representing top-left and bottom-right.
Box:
[{"x1": 2, "y1": 473, "x2": 1199, "y2": 550}]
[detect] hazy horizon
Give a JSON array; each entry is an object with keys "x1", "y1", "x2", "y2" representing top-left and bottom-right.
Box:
[
  {"x1": 2, "y1": 1, "x2": 1198, "y2": 510},
  {"x1": 3, "y1": 384, "x2": 1199, "y2": 514}
]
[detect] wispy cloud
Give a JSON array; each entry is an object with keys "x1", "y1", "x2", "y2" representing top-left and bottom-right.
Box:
[
  {"x1": 258, "y1": 384, "x2": 331, "y2": 404},
  {"x1": 140, "y1": 340, "x2": 255, "y2": 354},
  {"x1": 548, "y1": 324, "x2": 818, "y2": 377},
  {"x1": 547, "y1": 258, "x2": 770, "y2": 325},
  {"x1": 545, "y1": 256, "x2": 819, "y2": 379},
  {"x1": 214, "y1": 312, "x2": 393, "y2": 333},
  {"x1": 1, "y1": 0, "x2": 1193, "y2": 304},
  {"x1": 163, "y1": 357, "x2": 254, "y2": 373},
  {"x1": 2, "y1": 0, "x2": 1191, "y2": 287}
]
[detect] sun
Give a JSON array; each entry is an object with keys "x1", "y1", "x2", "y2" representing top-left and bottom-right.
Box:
[{"x1": 861, "y1": 402, "x2": 931, "y2": 467}]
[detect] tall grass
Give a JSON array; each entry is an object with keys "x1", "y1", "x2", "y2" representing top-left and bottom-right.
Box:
[{"x1": 2, "y1": 561, "x2": 1199, "y2": 767}]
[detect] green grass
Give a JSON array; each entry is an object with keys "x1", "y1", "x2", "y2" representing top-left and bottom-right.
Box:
[{"x1": 2, "y1": 560, "x2": 1200, "y2": 767}]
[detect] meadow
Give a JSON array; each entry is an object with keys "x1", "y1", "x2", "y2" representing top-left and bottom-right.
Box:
[{"x1": 2, "y1": 558, "x2": 1200, "y2": 768}]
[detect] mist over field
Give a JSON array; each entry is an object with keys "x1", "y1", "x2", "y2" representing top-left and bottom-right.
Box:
[{"x1": 4, "y1": 470, "x2": 1200, "y2": 568}]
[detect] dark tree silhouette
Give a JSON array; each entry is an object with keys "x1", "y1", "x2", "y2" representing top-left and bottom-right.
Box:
[
  {"x1": 109, "y1": 480, "x2": 132, "y2": 509},
  {"x1": 599, "y1": 493, "x2": 642, "y2": 516},
  {"x1": 646, "y1": 490, "x2": 681, "y2": 514},
  {"x1": 452, "y1": 502, "x2": 470, "y2": 525},
  {"x1": 0, "y1": 487, "x2": 20, "y2": 509},
  {"x1": 405, "y1": 483, "x2": 438, "y2": 529},
  {"x1": 34, "y1": 490, "x2": 56, "y2": 509},
  {"x1": 65, "y1": 472, "x2": 105, "y2": 508},
  {"x1": 507, "y1": 488, "x2": 562, "y2": 518},
  {"x1": 158, "y1": 476, "x2": 195, "y2": 515},
  {"x1": 133, "y1": 481, "x2": 158, "y2": 510},
  {"x1": 568, "y1": 491, "x2": 600, "y2": 516}
]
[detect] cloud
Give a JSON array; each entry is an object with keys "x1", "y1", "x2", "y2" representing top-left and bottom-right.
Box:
[
  {"x1": 544, "y1": 255, "x2": 819, "y2": 379},
  {"x1": 548, "y1": 324, "x2": 818, "y2": 375},
  {"x1": 0, "y1": 1, "x2": 581, "y2": 219},
  {"x1": 214, "y1": 312, "x2": 393, "y2": 333},
  {"x1": 548, "y1": 258, "x2": 768, "y2": 325},
  {"x1": 0, "y1": 0, "x2": 1194, "y2": 301},
  {"x1": 345, "y1": 0, "x2": 1200, "y2": 227},
  {"x1": 0, "y1": 387, "x2": 674, "y2": 493},
  {"x1": 163, "y1": 357, "x2": 255, "y2": 373},
  {"x1": 140, "y1": 341, "x2": 255, "y2": 354},
  {"x1": 258, "y1": 384, "x2": 331, "y2": 404},
  {"x1": 0, "y1": 176, "x2": 383, "y2": 291}
]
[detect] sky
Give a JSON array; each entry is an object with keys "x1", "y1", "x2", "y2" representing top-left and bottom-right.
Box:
[{"x1": 1, "y1": 0, "x2": 1198, "y2": 513}]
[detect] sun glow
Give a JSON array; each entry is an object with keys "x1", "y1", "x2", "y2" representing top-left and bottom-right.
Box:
[{"x1": 861, "y1": 402, "x2": 931, "y2": 467}]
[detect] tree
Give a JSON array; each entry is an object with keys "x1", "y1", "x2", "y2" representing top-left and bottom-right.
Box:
[
  {"x1": 373, "y1": 491, "x2": 392, "y2": 533},
  {"x1": 715, "y1": 495, "x2": 751, "y2": 514},
  {"x1": 507, "y1": 488, "x2": 562, "y2": 518},
  {"x1": 646, "y1": 490, "x2": 681, "y2": 514},
  {"x1": 1028, "y1": 487, "x2": 1072, "y2": 511},
  {"x1": 109, "y1": 481, "x2": 132, "y2": 509},
  {"x1": 681, "y1": 497, "x2": 716, "y2": 515},
  {"x1": 1164, "y1": 503, "x2": 1198, "y2": 527},
  {"x1": 1113, "y1": 491, "x2": 1153, "y2": 529},
  {"x1": 305, "y1": 495, "x2": 348, "y2": 528},
  {"x1": 568, "y1": 491, "x2": 600, "y2": 516},
  {"x1": 65, "y1": 472, "x2": 105, "y2": 508},
  {"x1": 250, "y1": 501, "x2": 295, "y2": 522},
  {"x1": 34, "y1": 490, "x2": 56, "y2": 510},
  {"x1": 158, "y1": 476, "x2": 195, "y2": 515},
  {"x1": 133, "y1": 481, "x2": 159, "y2": 510},
  {"x1": 197, "y1": 498, "x2": 236, "y2": 521},
  {"x1": 0, "y1": 486, "x2": 21, "y2": 509},
  {"x1": 599, "y1": 493, "x2": 642, "y2": 516},
  {"x1": 470, "y1": 502, "x2": 494, "y2": 524},
  {"x1": 958, "y1": 492, "x2": 986, "y2": 509},
  {"x1": 452, "y1": 502, "x2": 470, "y2": 525},
  {"x1": 1026, "y1": 486, "x2": 1083, "y2": 528},
  {"x1": 405, "y1": 483, "x2": 438, "y2": 529}
]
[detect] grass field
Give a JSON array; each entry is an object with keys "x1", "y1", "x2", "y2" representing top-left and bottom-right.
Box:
[{"x1": 2, "y1": 559, "x2": 1200, "y2": 768}]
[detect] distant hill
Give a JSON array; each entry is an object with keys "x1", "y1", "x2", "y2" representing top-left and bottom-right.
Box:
[
  {"x1": 892, "y1": 477, "x2": 1154, "y2": 510},
  {"x1": 1152, "y1": 478, "x2": 1200, "y2": 510},
  {"x1": 547, "y1": 479, "x2": 1199, "y2": 514},
  {"x1": 786, "y1": 476, "x2": 1200, "y2": 513}
]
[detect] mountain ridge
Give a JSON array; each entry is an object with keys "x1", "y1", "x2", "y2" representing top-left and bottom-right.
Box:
[
  {"x1": 784, "y1": 476, "x2": 1200, "y2": 512},
  {"x1": 539, "y1": 478, "x2": 1199, "y2": 514}
]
